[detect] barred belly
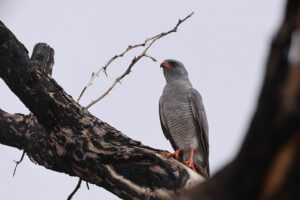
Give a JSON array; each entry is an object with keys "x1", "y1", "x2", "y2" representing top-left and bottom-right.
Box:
[{"x1": 163, "y1": 102, "x2": 199, "y2": 151}]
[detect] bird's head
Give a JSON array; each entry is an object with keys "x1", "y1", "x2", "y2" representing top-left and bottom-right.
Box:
[{"x1": 160, "y1": 59, "x2": 189, "y2": 83}]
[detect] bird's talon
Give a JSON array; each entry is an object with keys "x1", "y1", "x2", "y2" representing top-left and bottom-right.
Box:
[
  {"x1": 162, "y1": 148, "x2": 181, "y2": 160},
  {"x1": 183, "y1": 160, "x2": 197, "y2": 172},
  {"x1": 182, "y1": 148, "x2": 197, "y2": 172}
]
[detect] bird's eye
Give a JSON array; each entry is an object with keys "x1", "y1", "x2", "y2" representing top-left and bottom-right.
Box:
[{"x1": 169, "y1": 61, "x2": 177, "y2": 66}]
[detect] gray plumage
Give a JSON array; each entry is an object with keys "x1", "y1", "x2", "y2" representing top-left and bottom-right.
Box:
[{"x1": 159, "y1": 59, "x2": 209, "y2": 177}]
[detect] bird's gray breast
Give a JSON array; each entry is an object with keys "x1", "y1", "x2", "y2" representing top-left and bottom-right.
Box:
[{"x1": 162, "y1": 100, "x2": 199, "y2": 151}]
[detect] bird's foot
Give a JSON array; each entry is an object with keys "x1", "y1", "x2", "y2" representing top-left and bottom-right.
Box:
[
  {"x1": 182, "y1": 159, "x2": 197, "y2": 172},
  {"x1": 162, "y1": 148, "x2": 181, "y2": 160},
  {"x1": 182, "y1": 148, "x2": 197, "y2": 172}
]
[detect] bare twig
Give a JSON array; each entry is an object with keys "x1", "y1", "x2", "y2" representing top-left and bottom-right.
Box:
[
  {"x1": 77, "y1": 43, "x2": 147, "y2": 102},
  {"x1": 13, "y1": 151, "x2": 25, "y2": 177},
  {"x1": 67, "y1": 179, "x2": 89, "y2": 199},
  {"x1": 67, "y1": 178, "x2": 82, "y2": 200},
  {"x1": 144, "y1": 54, "x2": 157, "y2": 62},
  {"x1": 85, "y1": 12, "x2": 194, "y2": 108}
]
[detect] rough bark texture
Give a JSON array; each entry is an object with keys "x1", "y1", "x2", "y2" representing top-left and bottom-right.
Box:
[
  {"x1": 1, "y1": 0, "x2": 300, "y2": 199},
  {"x1": 0, "y1": 23, "x2": 203, "y2": 200},
  {"x1": 179, "y1": 0, "x2": 300, "y2": 199}
]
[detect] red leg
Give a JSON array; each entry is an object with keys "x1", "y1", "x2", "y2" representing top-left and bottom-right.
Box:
[
  {"x1": 163, "y1": 148, "x2": 181, "y2": 160},
  {"x1": 182, "y1": 148, "x2": 197, "y2": 172}
]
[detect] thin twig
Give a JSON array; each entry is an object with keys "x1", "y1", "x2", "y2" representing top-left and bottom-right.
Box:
[
  {"x1": 144, "y1": 54, "x2": 157, "y2": 62},
  {"x1": 85, "y1": 12, "x2": 194, "y2": 109},
  {"x1": 77, "y1": 44, "x2": 146, "y2": 102},
  {"x1": 13, "y1": 150, "x2": 25, "y2": 177},
  {"x1": 67, "y1": 178, "x2": 82, "y2": 200},
  {"x1": 86, "y1": 181, "x2": 90, "y2": 190}
]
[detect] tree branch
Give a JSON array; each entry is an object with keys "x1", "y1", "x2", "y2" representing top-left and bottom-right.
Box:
[
  {"x1": 77, "y1": 43, "x2": 145, "y2": 102},
  {"x1": 13, "y1": 150, "x2": 25, "y2": 177},
  {"x1": 81, "y1": 12, "x2": 194, "y2": 108},
  {"x1": 0, "y1": 20, "x2": 203, "y2": 200},
  {"x1": 67, "y1": 178, "x2": 82, "y2": 200}
]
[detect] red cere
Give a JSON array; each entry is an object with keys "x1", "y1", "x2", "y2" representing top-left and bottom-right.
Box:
[{"x1": 163, "y1": 61, "x2": 170, "y2": 69}]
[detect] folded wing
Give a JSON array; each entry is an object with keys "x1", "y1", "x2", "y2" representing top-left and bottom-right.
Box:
[{"x1": 188, "y1": 88, "x2": 209, "y2": 175}]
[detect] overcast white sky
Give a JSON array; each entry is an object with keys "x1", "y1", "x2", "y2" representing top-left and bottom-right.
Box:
[{"x1": 0, "y1": 0, "x2": 284, "y2": 199}]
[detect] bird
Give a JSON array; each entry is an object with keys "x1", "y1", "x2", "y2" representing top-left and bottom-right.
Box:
[{"x1": 159, "y1": 59, "x2": 209, "y2": 178}]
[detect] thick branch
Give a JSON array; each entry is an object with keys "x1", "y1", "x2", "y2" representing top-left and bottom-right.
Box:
[
  {"x1": 0, "y1": 21, "x2": 203, "y2": 200},
  {"x1": 0, "y1": 110, "x2": 41, "y2": 150},
  {"x1": 31, "y1": 43, "x2": 54, "y2": 75},
  {"x1": 0, "y1": 43, "x2": 54, "y2": 149}
]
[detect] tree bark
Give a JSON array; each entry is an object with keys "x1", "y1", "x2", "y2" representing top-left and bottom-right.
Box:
[{"x1": 0, "y1": 23, "x2": 203, "y2": 200}]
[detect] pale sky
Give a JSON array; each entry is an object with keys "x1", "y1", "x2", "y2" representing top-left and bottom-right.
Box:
[{"x1": 0, "y1": 0, "x2": 284, "y2": 199}]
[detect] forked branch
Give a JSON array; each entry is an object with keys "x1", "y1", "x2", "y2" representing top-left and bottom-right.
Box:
[{"x1": 78, "y1": 12, "x2": 194, "y2": 108}]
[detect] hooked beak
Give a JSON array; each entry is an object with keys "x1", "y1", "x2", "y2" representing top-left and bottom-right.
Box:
[{"x1": 160, "y1": 61, "x2": 170, "y2": 69}]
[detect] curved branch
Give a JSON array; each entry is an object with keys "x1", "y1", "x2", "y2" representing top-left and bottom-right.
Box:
[{"x1": 0, "y1": 21, "x2": 204, "y2": 200}]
